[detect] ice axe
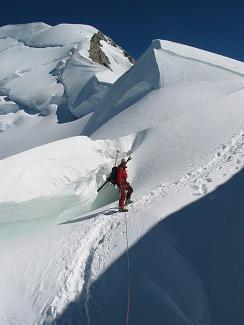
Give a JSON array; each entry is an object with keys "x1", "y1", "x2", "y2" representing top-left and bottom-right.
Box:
[
  {"x1": 97, "y1": 179, "x2": 109, "y2": 192},
  {"x1": 97, "y1": 152, "x2": 132, "y2": 192}
]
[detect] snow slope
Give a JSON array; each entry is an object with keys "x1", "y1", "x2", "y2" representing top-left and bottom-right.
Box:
[
  {"x1": 83, "y1": 40, "x2": 244, "y2": 138},
  {"x1": 0, "y1": 96, "x2": 19, "y2": 115},
  {"x1": 0, "y1": 109, "x2": 93, "y2": 159},
  {"x1": 0, "y1": 23, "x2": 133, "y2": 115},
  {"x1": 0, "y1": 37, "x2": 244, "y2": 325},
  {"x1": 0, "y1": 23, "x2": 133, "y2": 158}
]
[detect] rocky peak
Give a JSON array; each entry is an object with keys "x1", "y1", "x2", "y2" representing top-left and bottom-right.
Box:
[{"x1": 89, "y1": 30, "x2": 135, "y2": 70}]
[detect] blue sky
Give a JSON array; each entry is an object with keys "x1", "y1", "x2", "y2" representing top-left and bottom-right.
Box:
[{"x1": 0, "y1": 0, "x2": 243, "y2": 61}]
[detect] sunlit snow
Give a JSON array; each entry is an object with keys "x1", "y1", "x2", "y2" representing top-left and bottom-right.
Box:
[{"x1": 0, "y1": 24, "x2": 244, "y2": 325}]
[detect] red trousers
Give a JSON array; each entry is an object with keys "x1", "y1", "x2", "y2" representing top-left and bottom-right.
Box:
[{"x1": 118, "y1": 182, "x2": 133, "y2": 208}]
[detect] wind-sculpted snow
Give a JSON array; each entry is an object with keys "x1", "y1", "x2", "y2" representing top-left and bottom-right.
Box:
[
  {"x1": 0, "y1": 23, "x2": 133, "y2": 158},
  {"x1": 0, "y1": 23, "x2": 50, "y2": 44},
  {"x1": 0, "y1": 24, "x2": 132, "y2": 116},
  {"x1": 129, "y1": 89, "x2": 244, "y2": 191},
  {"x1": 61, "y1": 52, "x2": 117, "y2": 117},
  {"x1": 2, "y1": 124, "x2": 243, "y2": 324},
  {"x1": 84, "y1": 40, "x2": 244, "y2": 138},
  {"x1": 1, "y1": 34, "x2": 244, "y2": 325},
  {"x1": 0, "y1": 135, "x2": 133, "y2": 206},
  {"x1": 0, "y1": 38, "x2": 68, "y2": 112},
  {"x1": 0, "y1": 96, "x2": 19, "y2": 115},
  {"x1": 27, "y1": 24, "x2": 97, "y2": 48},
  {"x1": 156, "y1": 39, "x2": 244, "y2": 75}
]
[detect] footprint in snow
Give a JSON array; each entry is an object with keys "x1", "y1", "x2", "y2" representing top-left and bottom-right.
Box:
[
  {"x1": 98, "y1": 236, "x2": 105, "y2": 245},
  {"x1": 192, "y1": 192, "x2": 202, "y2": 196},
  {"x1": 206, "y1": 178, "x2": 212, "y2": 183},
  {"x1": 190, "y1": 185, "x2": 199, "y2": 191},
  {"x1": 191, "y1": 183, "x2": 207, "y2": 196},
  {"x1": 190, "y1": 184, "x2": 201, "y2": 196},
  {"x1": 201, "y1": 184, "x2": 208, "y2": 194}
]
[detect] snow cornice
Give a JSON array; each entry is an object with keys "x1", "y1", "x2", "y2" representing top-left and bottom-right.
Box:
[{"x1": 151, "y1": 39, "x2": 244, "y2": 76}]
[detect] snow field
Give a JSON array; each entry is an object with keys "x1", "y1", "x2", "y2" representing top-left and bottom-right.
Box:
[
  {"x1": 0, "y1": 33, "x2": 244, "y2": 324},
  {"x1": 84, "y1": 39, "x2": 244, "y2": 138},
  {"x1": 0, "y1": 23, "x2": 134, "y2": 161},
  {"x1": 0, "y1": 135, "x2": 133, "y2": 205},
  {"x1": 0, "y1": 23, "x2": 132, "y2": 117},
  {"x1": 41, "y1": 121, "x2": 244, "y2": 323},
  {"x1": 1, "y1": 117, "x2": 244, "y2": 324}
]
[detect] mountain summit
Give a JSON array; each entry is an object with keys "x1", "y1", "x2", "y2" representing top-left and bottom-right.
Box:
[
  {"x1": 0, "y1": 23, "x2": 134, "y2": 117},
  {"x1": 0, "y1": 23, "x2": 134, "y2": 158}
]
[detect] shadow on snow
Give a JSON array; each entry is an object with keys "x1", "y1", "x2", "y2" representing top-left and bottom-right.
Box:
[{"x1": 53, "y1": 168, "x2": 244, "y2": 325}]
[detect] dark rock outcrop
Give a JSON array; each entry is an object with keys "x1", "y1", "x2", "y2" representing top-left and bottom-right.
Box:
[
  {"x1": 123, "y1": 50, "x2": 135, "y2": 64},
  {"x1": 89, "y1": 31, "x2": 135, "y2": 70},
  {"x1": 89, "y1": 31, "x2": 112, "y2": 70}
]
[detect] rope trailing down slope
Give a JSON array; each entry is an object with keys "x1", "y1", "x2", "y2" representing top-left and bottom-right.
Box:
[{"x1": 124, "y1": 212, "x2": 131, "y2": 325}]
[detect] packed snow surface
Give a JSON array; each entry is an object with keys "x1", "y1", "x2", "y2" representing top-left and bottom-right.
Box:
[
  {"x1": 1, "y1": 33, "x2": 244, "y2": 325},
  {"x1": 0, "y1": 23, "x2": 133, "y2": 158},
  {"x1": 84, "y1": 39, "x2": 244, "y2": 138}
]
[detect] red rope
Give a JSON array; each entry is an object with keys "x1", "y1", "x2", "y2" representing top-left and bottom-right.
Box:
[{"x1": 124, "y1": 212, "x2": 131, "y2": 325}]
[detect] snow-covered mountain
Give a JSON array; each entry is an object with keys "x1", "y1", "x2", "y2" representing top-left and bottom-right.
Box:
[
  {"x1": 84, "y1": 39, "x2": 244, "y2": 138},
  {"x1": 1, "y1": 23, "x2": 244, "y2": 325},
  {"x1": 0, "y1": 23, "x2": 134, "y2": 158}
]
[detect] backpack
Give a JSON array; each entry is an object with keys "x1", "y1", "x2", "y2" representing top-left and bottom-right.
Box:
[{"x1": 108, "y1": 166, "x2": 118, "y2": 185}]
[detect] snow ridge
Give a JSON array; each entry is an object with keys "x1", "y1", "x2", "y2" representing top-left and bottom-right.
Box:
[
  {"x1": 0, "y1": 23, "x2": 134, "y2": 118},
  {"x1": 49, "y1": 122, "x2": 244, "y2": 323},
  {"x1": 83, "y1": 40, "x2": 244, "y2": 139},
  {"x1": 154, "y1": 39, "x2": 244, "y2": 76},
  {"x1": 1, "y1": 29, "x2": 244, "y2": 325}
]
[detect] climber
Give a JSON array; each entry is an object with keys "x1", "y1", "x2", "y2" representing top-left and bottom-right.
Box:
[{"x1": 117, "y1": 158, "x2": 133, "y2": 212}]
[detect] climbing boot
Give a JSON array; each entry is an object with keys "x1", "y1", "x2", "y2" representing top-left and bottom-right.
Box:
[
  {"x1": 125, "y1": 199, "x2": 133, "y2": 205},
  {"x1": 119, "y1": 207, "x2": 128, "y2": 212}
]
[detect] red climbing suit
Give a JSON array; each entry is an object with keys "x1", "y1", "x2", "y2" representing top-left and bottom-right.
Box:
[{"x1": 117, "y1": 163, "x2": 133, "y2": 209}]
